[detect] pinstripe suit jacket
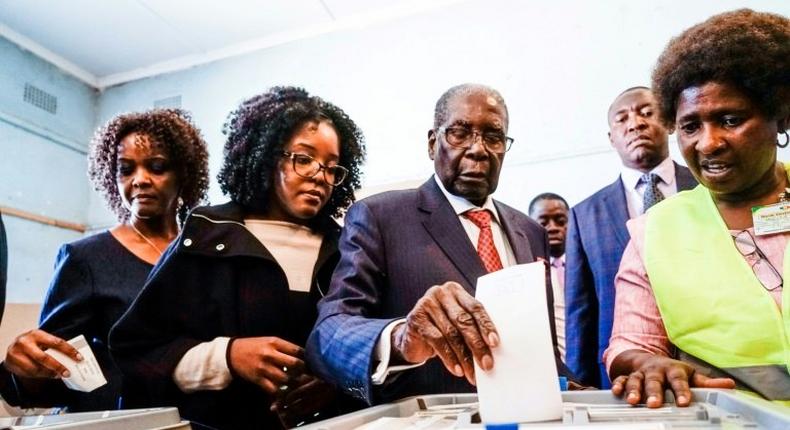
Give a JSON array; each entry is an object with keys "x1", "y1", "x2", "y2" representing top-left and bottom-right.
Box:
[
  {"x1": 306, "y1": 178, "x2": 571, "y2": 404},
  {"x1": 564, "y1": 163, "x2": 697, "y2": 388}
]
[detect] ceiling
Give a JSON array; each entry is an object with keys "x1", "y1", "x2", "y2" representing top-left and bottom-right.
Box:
[{"x1": 0, "y1": 0, "x2": 459, "y2": 89}]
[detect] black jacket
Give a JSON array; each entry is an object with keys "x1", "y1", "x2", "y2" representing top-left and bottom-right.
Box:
[{"x1": 109, "y1": 202, "x2": 341, "y2": 429}]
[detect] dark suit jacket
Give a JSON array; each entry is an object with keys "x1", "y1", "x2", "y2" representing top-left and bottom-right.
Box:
[
  {"x1": 306, "y1": 178, "x2": 572, "y2": 404},
  {"x1": 564, "y1": 162, "x2": 697, "y2": 387}
]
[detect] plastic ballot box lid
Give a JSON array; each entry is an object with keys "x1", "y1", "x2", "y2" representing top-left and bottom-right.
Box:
[
  {"x1": 301, "y1": 389, "x2": 790, "y2": 430},
  {"x1": 0, "y1": 407, "x2": 190, "y2": 430}
]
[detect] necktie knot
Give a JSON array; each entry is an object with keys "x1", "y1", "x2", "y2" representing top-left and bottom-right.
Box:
[
  {"x1": 464, "y1": 209, "x2": 493, "y2": 230},
  {"x1": 640, "y1": 172, "x2": 661, "y2": 187},
  {"x1": 463, "y1": 209, "x2": 502, "y2": 273}
]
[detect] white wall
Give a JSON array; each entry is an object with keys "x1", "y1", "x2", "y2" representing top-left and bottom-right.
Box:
[
  {"x1": 91, "y1": 0, "x2": 790, "y2": 226},
  {"x1": 0, "y1": 36, "x2": 97, "y2": 303}
]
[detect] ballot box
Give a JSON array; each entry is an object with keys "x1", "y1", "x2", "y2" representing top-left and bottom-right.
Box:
[
  {"x1": 0, "y1": 407, "x2": 190, "y2": 429},
  {"x1": 302, "y1": 389, "x2": 790, "y2": 429}
]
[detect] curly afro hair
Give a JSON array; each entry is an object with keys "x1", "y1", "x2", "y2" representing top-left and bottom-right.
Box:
[
  {"x1": 88, "y1": 109, "x2": 210, "y2": 224},
  {"x1": 652, "y1": 9, "x2": 789, "y2": 127},
  {"x1": 218, "y1": 86, "x2": 365, "y2": 230}
]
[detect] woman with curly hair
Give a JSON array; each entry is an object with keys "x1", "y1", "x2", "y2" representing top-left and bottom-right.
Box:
[
  {"x1": 0, "y1": 109, "x2": 210, "y2": 412},
  {"x1": 604, "y1": 9, "x2": 789, "y2": 407},
  {"x1": 110, "y1": 86, "x2": 365, "y2": 429}
]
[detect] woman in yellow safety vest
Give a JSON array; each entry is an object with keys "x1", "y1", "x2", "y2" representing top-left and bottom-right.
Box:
[{"x1": 604, "y1": 9, "x2": 789, "y2": 407}]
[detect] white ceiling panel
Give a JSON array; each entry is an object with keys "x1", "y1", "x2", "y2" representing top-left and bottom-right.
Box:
[
  {"x1": 0, "y1": 0, "x2": 459, "y2": 87},
  {"x1": 138, "y1": 0, "x2": 333, "y2": 52},
  {"x1": 321, "y1": 0, "x2": 409, "y2": 18},
  {"x1": 0, "y1": 0, "x2": 197, "y2": 76}
]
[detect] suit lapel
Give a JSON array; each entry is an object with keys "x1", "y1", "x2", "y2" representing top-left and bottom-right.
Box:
[
  {"x1": 495, "y1": 201, "x2": 534, "y2": 264},
  {"x1": 418, "y1": 180, "x2": 487, "y2": 287},
  {"x1": 603, "y1": 177, "x2": 631, "y2": 249},
  {"x1": 600, "y1": 166, "x2": 695, "y2": 250},
  {"x1": 674, "y1": 163, "x2": 699, "y2": 191}
]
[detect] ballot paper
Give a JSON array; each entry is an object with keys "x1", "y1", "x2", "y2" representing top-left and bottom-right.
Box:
[
  {"x1": 45, "y1": 335, "x2": 107, "y2": 392},
  {"x1": 474, "y1": 262, "x2": 563, "y2": 423}
]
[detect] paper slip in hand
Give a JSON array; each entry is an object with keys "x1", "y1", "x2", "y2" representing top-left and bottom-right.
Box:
[
  {"x1": 474, "y1": 262, "x2": 563, "y2": 423},
  {"x1": 45, "y1": 335, "x2": 107, "y2": 392}
]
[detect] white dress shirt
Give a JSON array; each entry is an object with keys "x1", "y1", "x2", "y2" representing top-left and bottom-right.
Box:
[
  {"x1": 550, "y1": 255, "x2": 565, "y2": 361},
  {"x1": 619, "y1": 157, "x2": 678, "y2": 218},
  {"x1": 371, "y1": 175, "x2": 516, "y2": 384}
]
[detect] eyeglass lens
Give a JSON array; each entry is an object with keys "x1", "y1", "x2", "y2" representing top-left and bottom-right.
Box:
[
  {"x1": 752, "y1": 258, "x2": 783, "y2": 291},
  {"x1": 733, "y1": 231, "x2": 757, "y2": 255},
  {"x1": 443, "y1": 127, "x2": 510, "y2": 153},
  {"x1": 290, "y1": 154, "x2": 347, "y2": 185},
  {"x1": 732, "y1": 230, "x2": 782, "y2": 291}
]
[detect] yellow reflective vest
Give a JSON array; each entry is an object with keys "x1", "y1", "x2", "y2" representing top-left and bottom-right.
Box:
[{"x1": 644, "y1": 180, "x2": 790, "y2": 403}]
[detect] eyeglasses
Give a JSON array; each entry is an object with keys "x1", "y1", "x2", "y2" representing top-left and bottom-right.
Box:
[
  {"x1": 732, "y1": 230, "x2": 783, "y2": 291},
  {"x1": 281, "y1": 151, "x2": 348, "y2": 186},
  {"x1": 437, "y1": 126, "x2": 514, "y2": 154}
]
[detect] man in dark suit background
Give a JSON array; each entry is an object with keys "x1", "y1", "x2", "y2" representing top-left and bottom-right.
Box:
[
  {"x1": 307, "y1": 83, "x2": 571, "y2": 404},
  {"x1": 564, "y1": 87, "x2": 697, "y2": 388}
]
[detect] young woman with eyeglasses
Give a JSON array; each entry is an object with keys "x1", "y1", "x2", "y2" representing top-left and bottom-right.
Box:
[
  {"x1": 603, "y1": 9, "x2": 789, "y2": 407},
  {"x1": 109, "y1": 87, "x2": 365, "y2": 429}
]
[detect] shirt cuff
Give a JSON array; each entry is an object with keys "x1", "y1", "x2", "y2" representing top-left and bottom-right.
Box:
[
  {"x1": 371, "y1": 319, "x2": 425, "y2": 385},
  {"x1": 173, "y1": 337, "x2": 233, "y2": 393}
]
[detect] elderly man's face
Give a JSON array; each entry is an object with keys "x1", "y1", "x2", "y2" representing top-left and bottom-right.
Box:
[{"x1": 428, "y1": 91, "x2": 508, "y2": 206}]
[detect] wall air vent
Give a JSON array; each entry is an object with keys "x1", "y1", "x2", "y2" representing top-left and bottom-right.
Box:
[
  {"x1": 154, "y1": 95, "x2": 182, "y2": 109},
  {"x1": 23, "y1": 83, "x2": 58, "y2": 114}
]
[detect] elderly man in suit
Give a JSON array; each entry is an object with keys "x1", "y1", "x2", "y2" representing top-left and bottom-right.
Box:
[
  {"x1": 307, "y1": 83, "x2": 572, "y2": 404},
  {"x1": 564, "y1": 86, "x2": 697, "y2": 388}
]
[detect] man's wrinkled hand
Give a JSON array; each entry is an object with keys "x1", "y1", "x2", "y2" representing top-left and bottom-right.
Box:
[{"x1": 391, "y1": 281, "x2": 500, "y2": 385}]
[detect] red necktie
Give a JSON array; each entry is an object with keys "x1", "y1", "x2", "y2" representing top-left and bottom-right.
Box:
[{"x1": 464, "y1": 210, "x2": 504, "y2": 273}]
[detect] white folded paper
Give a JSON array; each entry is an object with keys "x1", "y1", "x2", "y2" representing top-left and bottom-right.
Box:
[
  {"x1": 45, "y1": 334, "x2": 107, "y2": 392},
  {"x1": 474, "y1": 262, "x2": 563, "y2": 423}
]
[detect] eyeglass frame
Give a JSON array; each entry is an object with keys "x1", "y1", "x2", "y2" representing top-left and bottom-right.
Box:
[
  {"x1": 436, "y1": 125, "x2": 514, "y2": 154},
  {"x1": 280, "y1": 151, "x2": 348, "y2": 186},
  {"x1": 731, "y1": 229, "x2": 783, "y2": 291}
]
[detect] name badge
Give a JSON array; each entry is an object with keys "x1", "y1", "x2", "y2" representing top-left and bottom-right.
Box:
[{"x1": 752, "y1": 202, "x2": 790, "y2": 235}]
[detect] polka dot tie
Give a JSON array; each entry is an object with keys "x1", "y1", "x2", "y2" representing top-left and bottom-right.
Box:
[
  {"x1": 464, "y1": 209, "x2": 504, "y2": 273},
  {"x1": 640, "y1": 172, "x2": 665, "y2": 212}
]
